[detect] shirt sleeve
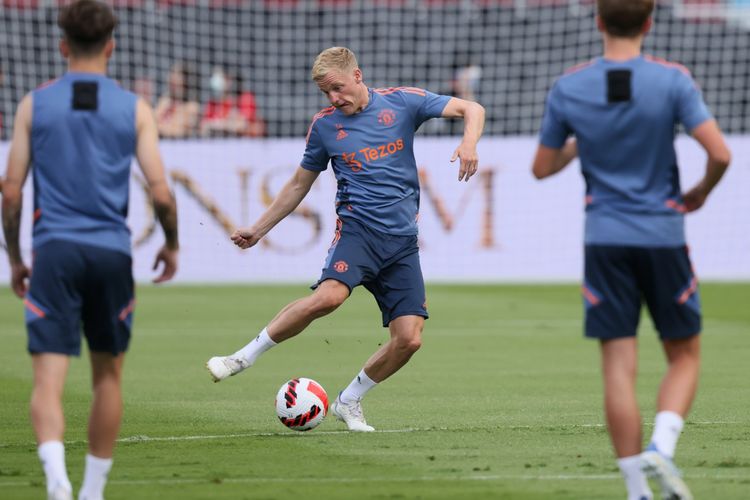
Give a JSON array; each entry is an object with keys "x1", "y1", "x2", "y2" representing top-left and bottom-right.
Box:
[
  {"x1": 675, "y1": 71, "x2": 712, "y2": 133},
  {"x1": 539, "y1": 81, "x2": 571, "y2": 149},
  {"x1": 402, "y1": 89, "x2": 451, "y2": 127},
  {"x1": 300, "y1": 119, "x2": 329, "y2": 172}
]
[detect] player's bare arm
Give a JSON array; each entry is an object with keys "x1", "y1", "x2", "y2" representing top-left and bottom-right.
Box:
[
  {"x1": 441, "y1": 97, "x2": 485, "y2": 182},
  {"x1": 531, "y1": 139, "x2": 578, "y2": 180},
  {"x1": 135, "y1": 97, "x2": 179, "y2": 283},
  {"x1": 683, "y1": 119, "x2": 731, "y2": 212},
  {"x1": 1, "y1": 94, "x2": 33, "y2": 298},
  {"x1": 231, "y1": 167, "x2": 320, "y2": 250}
]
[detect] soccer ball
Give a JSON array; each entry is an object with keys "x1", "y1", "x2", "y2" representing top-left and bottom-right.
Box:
[{"x1": 275, "y1": 378, "x2": 328, "y2": 431}]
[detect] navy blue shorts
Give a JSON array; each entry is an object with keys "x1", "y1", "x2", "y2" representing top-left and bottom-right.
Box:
[
  {"x1": 26, "y1": 239, "x2": 134, "y2": 356},
  {"x1": 313, "y1": 217, "x2": 428, "y2": 327},
  {"x1": 583, "y1": 245, "x2": 701, "y2": 341}
]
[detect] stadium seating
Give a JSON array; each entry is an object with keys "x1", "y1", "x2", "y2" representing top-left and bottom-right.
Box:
[{"x1": 0, "y1": 0, "x2": 747, "y2": 139}]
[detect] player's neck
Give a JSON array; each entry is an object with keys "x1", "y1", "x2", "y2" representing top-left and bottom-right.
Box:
[
  {"x1": 353, "y1": 83, "x2": 370, "y2": 114},
  {"x1": 602, "y1": 35, "x2": 643, "y2": 62},
  {"x1": 67, "y1": 56, "x2": 108, "y2": 75}
]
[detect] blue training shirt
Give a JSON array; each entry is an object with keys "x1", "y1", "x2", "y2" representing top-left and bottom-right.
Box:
[
  {"x1": 540, "y1": 55, "x2": 712, "y2": 247},
  {"x1": 301, "y1": 87, "x2": 450, "y2": 236},
  {"x1": 31, "y1": 72, "x2": 137, "y2": 255}
]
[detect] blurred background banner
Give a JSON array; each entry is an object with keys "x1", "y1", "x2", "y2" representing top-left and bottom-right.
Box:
[{"x1": 1, "y1": 137, "x2": 747, "y2": 283}]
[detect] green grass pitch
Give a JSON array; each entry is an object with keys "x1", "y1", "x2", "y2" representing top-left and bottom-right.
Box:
[{"x1": 1, "y1": 284, "x2": 748, "y2": 499}]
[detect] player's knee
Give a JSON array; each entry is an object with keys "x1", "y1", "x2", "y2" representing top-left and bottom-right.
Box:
[
  {"x1": 663, "y1": 335, "x2": 701, "y2": 364},
  {"x1": 92, "y1": 372, "x2": 122, "y2": 392},
  {"x1": 308, "y1": 290, "x2": 347, "y2": 317},
  {"x1": 395, "y1": 329, "x2": 422, "y2": 355},
  {"x1": 404, "y1": 336, "x2": 422, "y2": 355}
]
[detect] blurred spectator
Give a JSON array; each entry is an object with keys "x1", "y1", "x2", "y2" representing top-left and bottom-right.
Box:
[
  {"x1": 440, "y1": 59, "x2": 482, "y2": 135},
  {"x1": 155, "y1": 62, "x2": 200, "y2": 139},
  {"x1": 451, "y1": 63, "x2": 482, "y2": 102},
  {"x1": 132, "y1": 75, "x2": 156, "y2": 106},
  {"x1": 731, "y1": 0, "x2": 750, "y2": 29},
  {"x1": 0, "y1": 68, "x2": 6, "y2": 140},
  {"x1": 200, "y1": 67, "x2": 265, "y2": 138},
  {"x1": 0, "y1": 68, "x2": 5, "y2": 140}
]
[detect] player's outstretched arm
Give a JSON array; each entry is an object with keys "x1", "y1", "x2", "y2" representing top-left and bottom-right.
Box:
[
  {"x1": 441, "y1": 97, "x2": 485, "y2": 182},
  {"x1": 135, "y1": 97, "x2": 179, "y2": 283},
  {"x1": 683, "y1": 119, "x2": 731, "y2": 212},
  {"x1": 2, "y1": 94, "x2": 33, "y2": 298},
  {"x1": 231, "y1": 167, "x2": 320, "y2": 250},
  {"x1": 531, "y1": 140, "x2": 578, "y2": 180}
]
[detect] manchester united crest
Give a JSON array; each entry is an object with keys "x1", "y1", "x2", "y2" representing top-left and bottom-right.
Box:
[
  {"x1": 377, "y1": 109, "x2": 396, "y2": 127},
  {"x1": 333, "y1": 260, "x2": 349, "y2": 273}
]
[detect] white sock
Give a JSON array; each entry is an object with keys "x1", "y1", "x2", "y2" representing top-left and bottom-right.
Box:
[
  {"x1": 339, "y1": 369, "x2": 378, "y2": 404},
  {"x1": 78, "y1": 453, "x2": 113, "y2": 500},
  {"x1": 617, "y1": 455, "x2": 653, "y2": 500},
  {"x1": 649, "y1": 410, "x2": 684, "y2": 458},
  {"x1": 233, "y1": 328, "x2": 277, "y2": 366},
  {"x1": 38, "y1": 441, "x2": 72, "y2": 494}
]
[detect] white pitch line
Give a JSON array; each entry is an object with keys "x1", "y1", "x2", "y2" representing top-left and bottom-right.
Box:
[
  {"x1": 3, "y1": 472, "x2": 750, "y2": 489},
  {"x1": 0, "y1": 421, "x2": 743, "y2": 449},
  {"x1": 117, "y1": 427, "x2": 428, "y2": 443},
  {"x1": 111, "y1": 420, "x2": 743, "y2": 444}
]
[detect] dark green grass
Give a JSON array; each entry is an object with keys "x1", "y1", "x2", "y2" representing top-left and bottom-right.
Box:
[{"x1": 1, "y1": 284, "x2": 748, "y2": 499}]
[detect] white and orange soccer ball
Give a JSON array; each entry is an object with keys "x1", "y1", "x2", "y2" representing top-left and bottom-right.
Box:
[{"x1": 275, "y1": 378, "x2": 329, "y2": 431}]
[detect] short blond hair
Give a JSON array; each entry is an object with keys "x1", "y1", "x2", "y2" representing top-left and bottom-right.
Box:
[{"x1": 311, "y1": 47, "x2": 358, "y2": 82}]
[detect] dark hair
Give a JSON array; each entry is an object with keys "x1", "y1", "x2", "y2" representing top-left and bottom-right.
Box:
[
  {"x1": 171, "y1": 62, "x2": 199, "y2": 102},
  {"x1": 58, "y1": 0, "x2": 117, "y2": 57},
  {"x1": 597, "y1": 0, "x2": 654, "y2": 38},
  {"x1": 234, "y1": 72, "x2": 244, "y2": 97}
]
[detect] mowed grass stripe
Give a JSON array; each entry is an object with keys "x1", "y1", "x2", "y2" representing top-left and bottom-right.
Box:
[
  {"x1": 4, "y1": 472, "x2": 750, "y2": 488},
  {"x1": 1, "y1": 420, "x2": 742, "y2": 449}
]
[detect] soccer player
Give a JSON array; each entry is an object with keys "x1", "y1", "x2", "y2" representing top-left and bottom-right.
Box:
[
  {"x1": 531, "y1": 1, "x2": 730, "y2": 499},
  {"x1": 207, "y1": 46, "x2": 484, "y2": 431},
  {"x1": 1, "y1": 1, "x2": 179, "y2": 499}
]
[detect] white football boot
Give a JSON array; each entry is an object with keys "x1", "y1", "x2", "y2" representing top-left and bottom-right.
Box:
[
  {"x1": 206, "y1": 356, "x2": 249, "y2": 382},
  {"x1": 641, "y1": 446, "x2": 693, "y2": 500},
  {"x1": 331, "y1": 396, "x2": 375, "y2": 432},
  {"x1": 77, "y1": 493, "x2": 103, "y2": 500},
  {"x1": 48, "y1": 485, "x2": 73, "y2": 500}
]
